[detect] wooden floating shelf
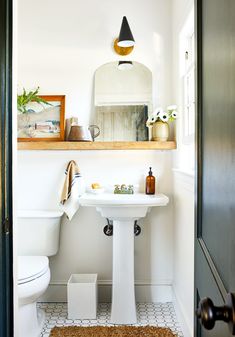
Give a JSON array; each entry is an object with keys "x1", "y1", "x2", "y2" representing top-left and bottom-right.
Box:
[{"x1": 17, "y1": 141, "x2": 177, "y2": 151}]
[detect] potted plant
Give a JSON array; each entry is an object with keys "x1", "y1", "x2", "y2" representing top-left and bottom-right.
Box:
[
  {"x1": 17, "y1": 87, "x2": 50, "y2": 113},
  {"x1": 146, "y1": 105, "x2": 177, "y2": 141}
]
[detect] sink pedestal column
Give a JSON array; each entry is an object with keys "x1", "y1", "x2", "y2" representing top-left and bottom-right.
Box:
[
  {"x1": 110, "y1": 220, "x2": 137, "y2": 324},
  {"x1": 80, "y1": 194, "x2": 169, "y2": 325}
]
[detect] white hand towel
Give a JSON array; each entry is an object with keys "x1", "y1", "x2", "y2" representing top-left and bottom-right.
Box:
[{"x1": 60, "y1": 160, "x2": 83, "y2": 220}]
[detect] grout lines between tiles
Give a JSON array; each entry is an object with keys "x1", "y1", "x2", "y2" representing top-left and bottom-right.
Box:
[{"x1": 38, "y1": 302, "x2": 184, "y2": 337}]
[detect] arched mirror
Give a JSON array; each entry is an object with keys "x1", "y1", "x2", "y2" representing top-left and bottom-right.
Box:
[{"x1": 94, "y1": 61, "x2": 152, "y2": 141}]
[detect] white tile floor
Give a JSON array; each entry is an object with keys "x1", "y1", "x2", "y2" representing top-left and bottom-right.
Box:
[{"x1": 38, "y1": 302, "x2": 184, "y2": 337}]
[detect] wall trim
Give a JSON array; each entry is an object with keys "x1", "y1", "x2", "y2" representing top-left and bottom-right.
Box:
[
  {"x1": 40, "y1": 280, "x2": 173, "y2": 303},
  {"x1": 98, "y1": 279, "x2": 173, "y2": 286},
  {"x1": 172, "y1": 286, "x2": 193, "y2": 337}
]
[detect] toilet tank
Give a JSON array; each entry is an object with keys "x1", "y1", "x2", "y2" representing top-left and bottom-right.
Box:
[{"x1": 18, "y1": 210, "x2": 63, "y2": 256}]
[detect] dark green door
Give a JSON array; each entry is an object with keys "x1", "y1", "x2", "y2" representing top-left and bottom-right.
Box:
[
  {"x1": 195, "y1": 0, "x2": 235, "y2": 335},
  {"x1": 0, "y1": 0, "x2": 14, "y2": 335}
]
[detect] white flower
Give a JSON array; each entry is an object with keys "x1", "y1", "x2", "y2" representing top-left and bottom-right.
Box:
[
  {"x1": 146, "y1": 113, "x2": 158, "y2": 126},
  {"x1": 153, "y1": 107, "x2": 163, "y2": 117},
  {"x1": 167, "y1": 105, "x2": 177, "y2": 111},
  {"x1": 148, "y1": 105, "x2": 178, "y2": 125},
  {"x1": 159, "y1": 111, "x2": 169, "y2": 122},
  {"x1": 150, "y1": 115, "x2": 158, "y2": 123},
  {"x1": 171, "y1": 110, "x2": 178, "y2": 119}
]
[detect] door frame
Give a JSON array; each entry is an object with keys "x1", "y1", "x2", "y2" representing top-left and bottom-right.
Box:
[
  {"x1": 0, "y1": 0, "x2": 14, "y2": 335},
  {"x1": 195, "y1": 0, "x2": 203, "y2": 333},
  {"x1": 1, "y1": 0, "x2": 213, "y2": 336}
]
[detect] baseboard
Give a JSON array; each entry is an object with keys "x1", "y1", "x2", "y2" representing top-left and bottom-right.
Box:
[
  {"x1": 172, "y1": 286, "x2": 193, "y2": 337},
  {"x1": 39, "y1": 280, "x2": 172, "y2": 303}
]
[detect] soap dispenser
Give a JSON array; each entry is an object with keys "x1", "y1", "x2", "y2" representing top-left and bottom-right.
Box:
[{"x1": 146, "y1": 167, "x2": 155, "y2": 195}]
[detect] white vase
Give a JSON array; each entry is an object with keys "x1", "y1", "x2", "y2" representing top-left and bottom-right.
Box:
[{"x1": 152, "y1": 121, "x2": 169, "y2": 141}]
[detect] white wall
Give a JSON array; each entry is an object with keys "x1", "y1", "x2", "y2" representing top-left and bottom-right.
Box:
[
  {"x1": 171, "y1": 0, "x2": 194, "y2": 335},
  {"x1": 17, "y1": 0, "x2": 174, "y2": 301},
  {"x1": 18, "y1": 0, "x2": 173, "y2": 122}
]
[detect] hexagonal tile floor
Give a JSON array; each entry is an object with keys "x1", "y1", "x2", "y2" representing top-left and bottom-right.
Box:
[{"x1": 38, "y1": 302, "x2": 184, "y2": 337}]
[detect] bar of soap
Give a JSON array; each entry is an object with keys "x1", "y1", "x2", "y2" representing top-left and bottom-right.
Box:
[{"x1": 91, "y1": 183, "x2": 101, "y2": 189}]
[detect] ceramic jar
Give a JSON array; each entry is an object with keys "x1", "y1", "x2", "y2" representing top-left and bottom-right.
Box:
[{"x1": 152, "y1": 121, "x2": 169, "y2": 141}]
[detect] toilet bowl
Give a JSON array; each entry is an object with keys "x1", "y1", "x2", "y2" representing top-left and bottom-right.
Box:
[
  {"x1": 18, "y1": 256, "x2": 50, "y2": 337},
  {"x1": 17, "y1": 210, "x2": 63, "y2": 337}
]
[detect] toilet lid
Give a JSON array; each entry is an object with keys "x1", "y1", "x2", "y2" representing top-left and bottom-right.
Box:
[{"x1": 18, "y1": 256, "x2": 49, "y2": 285}]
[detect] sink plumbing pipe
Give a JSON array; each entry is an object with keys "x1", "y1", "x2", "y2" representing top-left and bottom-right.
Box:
[{"x1": 103, "y1": 219, "x2": 141, "y2": 236}]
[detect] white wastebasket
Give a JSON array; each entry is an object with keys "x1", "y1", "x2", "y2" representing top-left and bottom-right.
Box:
[{"x1": 67, "y1": 274, "x2": 97, "y2": 319}]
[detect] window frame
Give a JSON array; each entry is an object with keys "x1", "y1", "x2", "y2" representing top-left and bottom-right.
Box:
[{"x1": 180, "y1": 11, "x2": 195, "y2": 144}]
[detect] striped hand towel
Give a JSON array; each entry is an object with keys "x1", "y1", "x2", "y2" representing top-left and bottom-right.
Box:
[{"x1": 60, "y1": 160, "x2": 83, "y2": 220}]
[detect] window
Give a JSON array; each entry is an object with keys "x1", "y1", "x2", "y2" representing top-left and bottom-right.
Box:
[
  {"x1": 180, "y1": 10, "x2": 195, "y2": 143},
  {"x1": 183, "y1": 32, "x2": 195, "y2": 140}
]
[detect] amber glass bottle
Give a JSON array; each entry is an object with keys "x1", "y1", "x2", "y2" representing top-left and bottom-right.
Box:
[{"x1": 145, "y1": 167, "x2": 155, "y2": 195}]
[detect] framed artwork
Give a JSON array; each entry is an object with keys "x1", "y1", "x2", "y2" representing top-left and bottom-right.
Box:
[{"x1": 17, "y1": 95, "x2": 65, "y2": 141}]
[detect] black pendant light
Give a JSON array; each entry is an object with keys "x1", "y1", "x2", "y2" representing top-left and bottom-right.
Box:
[{"x1": 117, "y1": 16, "x2": 135, "y2": 47}]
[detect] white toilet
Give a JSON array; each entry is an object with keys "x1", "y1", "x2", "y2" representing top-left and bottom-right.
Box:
[{"x1": 17, "y1": 210, "x2": 63, "y2": 337}]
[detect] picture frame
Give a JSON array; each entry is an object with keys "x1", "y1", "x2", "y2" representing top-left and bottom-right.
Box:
[{"x1": 17, "y1": 95, "x2": 65, "y2": 141}]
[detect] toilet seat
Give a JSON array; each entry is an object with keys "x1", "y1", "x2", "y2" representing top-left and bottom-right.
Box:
[{"x1": 18, "y1": 256, "x2": 49, "y2": 285}]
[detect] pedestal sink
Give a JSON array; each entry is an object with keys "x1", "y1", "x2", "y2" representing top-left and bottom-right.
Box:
[{"x1": 79, "y1": 193, "x2": 169, "y2": 324}]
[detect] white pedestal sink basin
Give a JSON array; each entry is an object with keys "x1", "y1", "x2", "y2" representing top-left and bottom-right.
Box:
[{"x1": 79, "y1": 193, "x2": 169, "y2": 324}]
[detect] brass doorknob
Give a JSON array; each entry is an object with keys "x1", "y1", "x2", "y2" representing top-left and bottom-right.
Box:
[{"x1": 196, "y1": 293, "x2": 235, "y2": 334}]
